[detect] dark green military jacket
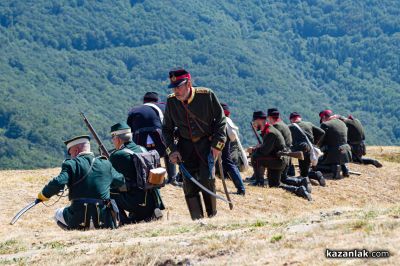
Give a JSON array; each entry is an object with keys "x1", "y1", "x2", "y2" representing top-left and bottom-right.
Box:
[
  {"x1": 273, "y1": 120, "x2": 292, "y2": 147},
  {"x1": 41, "y1": 152, "x2": 125, "y2": 229},
  {"x1": 163, "y1": 87, "x2": 227, "y2": 155},
  {"x1": 109, "y1": 141, "x2": 146, "y2": 180},
  {"x1": 288, "y1": 121, "x2": 325, "y2": 151},
  {"x1": 319, "y1": 119, "x2": 352, "y2": 164},
  {"x1": 343, "y1": 118, "x2": 365, "y2": 144},
  {"x1": 252, "y1": 124, "x2": 286, "y2": 169},
  {"x1": 109, "y1": 141, "x2": 164, "y2": 222}
]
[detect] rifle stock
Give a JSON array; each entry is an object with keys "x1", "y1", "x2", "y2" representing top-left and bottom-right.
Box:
[
  {"x1": 80, "y1": 112, "x2": 110, "y2": 159},
  {"x1": 277, "y1": 151, "x2": 304, "y2": 160}
]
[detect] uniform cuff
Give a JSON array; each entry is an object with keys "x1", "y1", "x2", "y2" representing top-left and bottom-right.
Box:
[
  {"x1": 211, "y1": 140, "x2": 225, "y2": 151},
  {"x1": 38, "y1": 191, "x2": 50, "y2": 201}
]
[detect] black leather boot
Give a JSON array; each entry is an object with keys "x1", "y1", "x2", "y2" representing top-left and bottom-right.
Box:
[
  {"x1": 341, "y1": 164, "x2": 350, "y2": 177},
  {"x1": 202, "y1": 192, "x2": 217, "y2": 218},
  {"x1": 301, "y1": 177, "x2": 312, "y2": 193},
  {"x1": 308, "y1": 171, "x2": 326, "y2": 186},
  {"x1": 331, "y1": 165, "x2": 342, "y2": 179},
  {"x1": 185, "y1": 196, "x2": 204, "y2": 220},
  {"x1": 295, "y1": 186, "x2": 312, "y2": 201},
  {"x1": 372, "y1": 159, "x2": 383, "y2": 168}
]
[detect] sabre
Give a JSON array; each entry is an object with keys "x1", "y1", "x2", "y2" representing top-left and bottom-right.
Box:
[
  {"x1": 10, "y1": 199, "x2": 42, "y2": 225},
  {"x1": 179, "y1": 163, "x2": 231, "y2": 204}
]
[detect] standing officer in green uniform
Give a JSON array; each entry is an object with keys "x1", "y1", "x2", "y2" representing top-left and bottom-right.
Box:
[
  {"x1": 109, "y1": 122, "x2": 165, "y2": 224},
  {"x1": 37, "y1": 135, "x2": 124, "y2": 230},
  {"x1": 249, "y1": 111, "x2": 311, "y2": 200},
  {"x1": 340, "y1": 115, "x2": 382, "y2": 168},
  {"x1": 288, "y1": 112, "x2": 326, "y2": 186},
  {"x1": 316, "y1": 110, "x2": 352, "y2": 179},
  {"x1": 163, "y1": 68, "x2": 227, "y2": 220}
]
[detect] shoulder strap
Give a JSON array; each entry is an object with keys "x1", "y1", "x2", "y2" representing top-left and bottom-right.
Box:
[
  {"x1": 70, "y1": 157, "x2": 96, "y2": 187},
  {"x1": 144, "y1": 103, "x2": 164, "y2": 123},
  {"x1": 292, "y1": 123, "x2": 313, "y2": 147},
  {"x1": 121, "y1": 148, "x2": 135, "y2": 155}
]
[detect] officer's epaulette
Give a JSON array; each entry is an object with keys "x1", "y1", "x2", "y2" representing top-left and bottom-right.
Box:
[
  {"x1": 62, "y1": 158, "x2": 72, "y2": 163},
  {"x1": 195, "y1": 87, "x2": 211, "y2": 94},
  {"x1": 168, "y1": 93, "x2": 176, "y2": 98}
]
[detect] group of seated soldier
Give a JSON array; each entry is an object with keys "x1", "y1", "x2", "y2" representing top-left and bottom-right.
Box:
[
  {"x1": 246, "y1": 108, "x2": 382, "y2": 202},
  {"x1": 36, "y1": 91, "x2": 381, "y2": 230}
]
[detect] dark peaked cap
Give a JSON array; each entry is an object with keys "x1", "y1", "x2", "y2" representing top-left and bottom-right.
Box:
[
  {"x1": 168, "y1": 68, "x2": 191, "y2": 88},
  {"x1": 267, "y1": 108, "x2": 280, "y2": 117},
  {"x1": 253, "y1": 111, "x2": 267, "y2": 120}
]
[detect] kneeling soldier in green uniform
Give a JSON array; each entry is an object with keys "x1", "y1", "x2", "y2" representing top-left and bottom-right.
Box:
[
  {"x1": 288, "y1": 112, "x2": 326, "y2": 186},
  {"x1": 316, "y1": 110, "x2": 352, "y2": 178},
  {"x1": 109, "y1": 122, "x2": 165, "y2": 224},
  {"x1": 340, "y1": 115, "x2": 382, "y2": 168},
  {"x1": 163, "y1": 68, "x2": 227, "y2": 220},
  {"x1": 37, "y1": 135, "x2": 124, "y2": 230},
  {"x1": 249, "y1": 111, "x2": 311, "y2": 200}
]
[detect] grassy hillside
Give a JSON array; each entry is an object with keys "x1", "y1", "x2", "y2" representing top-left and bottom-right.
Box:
[
  {"x1": 0, "y1": 0, "x2": 400, "y2": 169},
  {"x1": 0, "y1": 147, "x2": 399, "y2": 265}
]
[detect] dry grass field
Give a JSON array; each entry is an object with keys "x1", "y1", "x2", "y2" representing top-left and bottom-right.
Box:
[{"x1": 0, "y1": 146, "x2": 399, "y2": 265}]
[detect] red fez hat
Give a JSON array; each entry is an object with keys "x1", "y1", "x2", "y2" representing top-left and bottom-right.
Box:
[{"x1": 319, "y1": 110, "x2": 333, "y2": 118}]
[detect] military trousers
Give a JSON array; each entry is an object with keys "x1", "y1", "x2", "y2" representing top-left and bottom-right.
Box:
[
  {"x1": 178, "y1": 137, "x2": 217, "y2": 217},
  {"x1": 221, "y1": 138, "x2": 245, "y2": 193},
  {"x1": 111, "y1": 188, "x2": 164, "y2": 224}
]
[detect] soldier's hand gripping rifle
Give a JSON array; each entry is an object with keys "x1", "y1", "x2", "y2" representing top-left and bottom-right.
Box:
[
  {"x1": 277, "y1": 150, "x2": 304, "y2": 160},
  {"x1": 80, "y1": 112, "x2": 110, "y2": 159}
]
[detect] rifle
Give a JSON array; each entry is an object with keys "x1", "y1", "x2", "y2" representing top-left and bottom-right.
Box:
[
  {"x1": 349, "y1": 170, "x2": 362, "y2": 176},
  {"x1": 250, "y1": 122, "x2": 262, "y2": 144},
  {"x1": 217, "y1": 154, "x2": 233, "y2": 210},
  {"x1": 277, "y1": 151, "x2": 304, "y2": 160},
  {"x1": 80, "y1": 112, "x2": 110, "y2": 159}
]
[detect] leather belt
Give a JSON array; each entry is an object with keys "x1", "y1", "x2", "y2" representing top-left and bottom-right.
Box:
[{"x1": 191, "y1": 136, "x2": 201, "y2": 143}]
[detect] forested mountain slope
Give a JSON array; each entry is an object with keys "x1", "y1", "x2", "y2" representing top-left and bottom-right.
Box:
[{"x1": 0, "y1": 0, "x2": 399, "y2": 169}]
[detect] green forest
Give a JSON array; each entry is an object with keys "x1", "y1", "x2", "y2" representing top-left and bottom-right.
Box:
[{"x1": 0, "y1": 0, "x2": 399, "y2": 169}]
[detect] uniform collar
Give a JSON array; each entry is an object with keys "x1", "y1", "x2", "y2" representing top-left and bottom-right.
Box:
[
  {"x1": 77, "y1": 151, "x2": 94, "y2": 157},
  {"x1": 184, "y1": 87, "x2": 196, "y2": 104},
  {"x1": 118, "y1": 141, "x2": 133, "y2": 150}
]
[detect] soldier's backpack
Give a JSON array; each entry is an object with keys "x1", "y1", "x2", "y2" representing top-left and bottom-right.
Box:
[
  {"x1": 122, "y1": 148, "x2": 166, "y2": 190},
  {"x1": 292, "y1": 123, "x2": 323, "y2": 166}
]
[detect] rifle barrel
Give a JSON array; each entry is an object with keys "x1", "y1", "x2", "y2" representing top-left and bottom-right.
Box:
[
  {"x1": 80, "y1": 112, "x2": 110, "y2": 158},
  {"x1": 250, "y1": 122, "x2": 262, "y2": 144}
]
